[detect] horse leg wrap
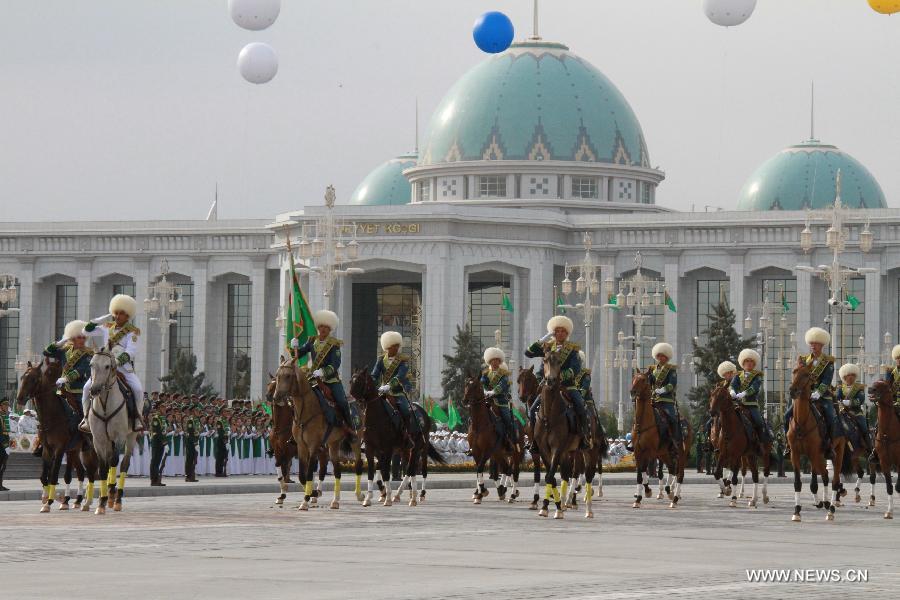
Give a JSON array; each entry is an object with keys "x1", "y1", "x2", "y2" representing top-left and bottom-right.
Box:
[
  {"x1": 334, "y1": 478, "x2": 341, "y2": 501},
  {"x1": 107, "y1": 467, "x2": 117, "y2": 487},
  {"x1": 117, "y1": 473, "x2": 126, "y2": 490},
  {"x1": 48, "y1": 485, "x2": 57, "y2": 505},
  {"x1": 354, "y1": 474, "x2": 361, "y2": 497},
  {"x1": 86, "y1": 482, "x2": 94, "y2": 503},
  {"x1": 545, "y1": 483, "x2": 552, "y2": 500},
  {"x1": 304, "y1": 481, "x2": 314, "y2": 497},
  {"x1": 560, "y1": 480, "x2": 569, "y2": 503}
]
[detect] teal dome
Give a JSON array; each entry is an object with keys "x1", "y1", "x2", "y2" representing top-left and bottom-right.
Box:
[
  {"x1": 420, "y1": 40, "x2": 650, "y2": 167},
  {"x1": 349, "y1": 152, "x2": 417, "y2": 206},
  {"x1": 737, "y1": 140, "x2": 886, "y2": 211}
]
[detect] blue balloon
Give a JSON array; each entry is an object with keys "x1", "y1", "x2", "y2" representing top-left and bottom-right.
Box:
[{"x1": 472, "y1": 11, "x2": 514, "y2": 54}]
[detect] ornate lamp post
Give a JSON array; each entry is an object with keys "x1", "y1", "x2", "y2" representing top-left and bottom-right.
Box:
[
  {"x1": 293, "y1": 186, "x2": 364, "y2": 308},
  {"x1": 144, "y1": 258, "x2": 184, "y2": 379},
  {"x1": 744, "y1": 282, "x2": 782, "y2": 421},
  {"x1": 0, "y1": 274, "x2": 19, "y2": 319},
  {"x1": 558, "y1": 233, "x2": 603, "y2": 370},
  {"x1": 605, "y1": 332, "x2": 637, "y2": 432}
]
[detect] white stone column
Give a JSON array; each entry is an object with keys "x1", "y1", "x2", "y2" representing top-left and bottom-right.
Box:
[
  {"x1": 134, "y1": 260, "x2": 151, "y2": 387},
  {"x1": 525, "y1": 250, "x2": 553, "y2": 348},
  {"x1": 423, "y1": 244, "x2": 463, "y2": 398},
  {"x1": 191, "y1": 258, "x2": 209, "y2": 374},
  {"x1": 598, "y1": 262, "x2": 615, "y2": 411},
  {"x1": 337, "y1": 274, "x2": 353, "y2": 382},
  {"x1": 663, "y1": 257, "x2": 679, "y2": 355},
  {"x1": 796, "y1": 266, "x2": 812, "y2": 341},
  {"x1": 16, "y1": 260, "x2": 35, "y2": 358},
  {"x1": 729, "y1": 255, "x2": 745, "y2": 328},
  {"x1": 864, "y1": 254, "x2": 882, "y2": 361},
  {"x1": 250, "y1": 259, "x2": 267, "y2": 400},
  {"x1": 76, "y1": 261, "x2": 93, "y2": 322}
]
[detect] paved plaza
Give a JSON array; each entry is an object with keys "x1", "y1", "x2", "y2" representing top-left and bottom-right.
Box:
[{"x1": 2, "y1": 478, "x2": 898, "y2": 599}]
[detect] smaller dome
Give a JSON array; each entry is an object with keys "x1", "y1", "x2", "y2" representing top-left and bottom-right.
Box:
[
  {"x1": 738, "y1": 140, "x2": 886, "y2": 211},
  {"x1": 349, "y1": 152, "x2": 417, "y2": 206}
]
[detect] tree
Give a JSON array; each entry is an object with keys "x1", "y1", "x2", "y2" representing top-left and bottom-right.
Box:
[
  {"x1": 440, "y1": 324, "x2": 483, "y2": 428},
  {"x1": 159, "y1": 350, "x2": 217, "y2": 397},
  {"x1": 686, "y1": 301, "x2": 757, "y2": 430},
  {"x1": 597, "y1": 407, "x2": 619, "y2": 439},
  {"x1": 231, "y1": 350, "x2": 252, "y2": 399}
]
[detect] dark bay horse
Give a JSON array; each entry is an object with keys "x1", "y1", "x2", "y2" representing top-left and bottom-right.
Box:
[
  {"x1": 517, "y1": 366, "x2": 544, "y2": 510},
  {"x1": 869, "y1": 379, "x2": 900, "y2": 519},
  {"x1": 708, "y1": 384, "x2": 771, "y2": 508},
  {"x1": 787, "y1": 359, "x2": 846, "y2": 522},
  {"x1": 562, "y1": 409, "x2": 608, "y2": 518}
]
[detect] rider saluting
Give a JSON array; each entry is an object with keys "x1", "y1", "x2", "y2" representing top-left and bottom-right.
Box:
[
  {"x1": 43, "y1": 319, "x2": 93, "y2": 428},
  {"x1": 482, "y1": 347, "x2": 515, "y2": 451},
  {"x1": 730, "y1": 348, "x2": 770, "y2": 456},
  {"x1": 372, "y1": 331, "x2": 420, "y2": 439},
  {"x1": 79, "y1": 294, "x2": 144, "y2": 433},
  {"x1": 649, "y1": 342, "x2": 681, "y2": 458},
  {"x1": 525, "y1": 315, "x2": 591, "y2": 449}
]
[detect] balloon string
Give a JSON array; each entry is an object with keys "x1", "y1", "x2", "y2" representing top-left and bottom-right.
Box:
[
  {"x1": 716, "y1": 26, "x2": 729, "y2": 209},
  {"x1": 239, "y1": 85, "x2": 252, "y2": 208}
]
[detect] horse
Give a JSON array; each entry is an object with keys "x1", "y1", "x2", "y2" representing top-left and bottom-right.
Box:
[
  {"x1": 787, "y1": 358, "x2": 847, "y2": 522},
  {"x1": 461, "y1": 377, "x2": 522, "y2": 505},
  {"x1": 868, "y1": 379, "x2": 900, "y2": 519},
  {"x1": 348, "y1": 368, "x2": 444, "y2": 507},
  {"x1": 15, "y1": 359, "x2": 95, "y2": 513},
  {"x1": 561, "y1": 407, "x2": 608, "y2": 518},
  {"x1": 835, "y1": 405, "x2": 878, "y2": 508},
  {"x1": 517, "y1": 366, "x2": 545, "y2": 510},
  {"x1": 274, "y1": 358, "x2": 364, "y2": 511},
  {"x1": 533, "y1": 349, "x2": 582, "y2": 519},
  {"x1": 87, "y1": 349, "x2": 139, "y2": 514},
  {"x1": 629, "y1": 368, "x2": 685, "y2": 509},
  {"x1": 708, "y1": 384, "x2": 771, "y2": 508}
]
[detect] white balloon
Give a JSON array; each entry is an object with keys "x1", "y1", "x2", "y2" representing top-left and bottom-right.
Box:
[
  {"x1": 228, "y1": 0, "x2": 281, "y2": 31},
  {"x1": 237, "y1": 43, "x2": 278, "y2": 85},
  {"x1": 703, "y1": 0, "x2": 757, "y2": 27}
]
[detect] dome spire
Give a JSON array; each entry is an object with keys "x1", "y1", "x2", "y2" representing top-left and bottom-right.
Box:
[
  {"x1": 809, "y1": 81, "x2": 817, "y2": 142},
  {"x1": 531, "y1": 0, "x2": 541, "y2": 40}
]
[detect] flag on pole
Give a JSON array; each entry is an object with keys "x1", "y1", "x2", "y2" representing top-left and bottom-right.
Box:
[
  {"x1": 846, "y1": 294, "x2": 860, "y2": 311},
  {"x1": 447, "y1": 399, "x2": 461, "y2": 430},
  {"x1": 607, "y1": 294, "x2": 620, "y2": 310},
  {"x1": 781, "y1": 289, "x2": 790, "y2": 313},
  {"x1": 664, "y1": 290, "x2": 677, "y2": 313},
  {"x1": 426, "y1": 397, "x2": 449, "y2": 424},
  {"x1": 501, "y1": 291, "x2": 514, "y2": 313},
  {"x1": 555, "y1": 293, "x2": 566, "y2": 315},
  {"x1": 284, "y1": 234, "x2": 317, "y2": 366}
]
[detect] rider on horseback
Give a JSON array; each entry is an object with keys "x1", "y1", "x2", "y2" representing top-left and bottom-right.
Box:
[
  {"x1": 784, "y1": 327, "x2": 842, "y2": 460},
  {"x1": 650, "y1": 342, "x2": 681, "y2": 458},
  {"x1": 883, "y1": 344, "x2": 900, "y2": 412},
  {"x1": 481, "y1": 347, "x2": 515, "y2": 451},
  {"x1": 290, "y1": 310, "x2": 355, "y2": 433},
  {"x1": 43, "y1": 319, "x2": 93, "y2": 429},
  {"x1": 836, "y1": 363, "x2": 872, "y2": 456},
  {"x1": 372, "y1": 331, "x2": 420, "y2": 440},
  {"x1": 525, "y1": 315, "x2": 591, "y2": 449},
  {"x1": 79, "y1": 294, "x2": 144, "y2": 433},
  {"x1": 730, "y1": 349, "x2": 770, "y2": 456},
  {"x1": 706, "y1": 361, "x2": 737, "y2": 441}
]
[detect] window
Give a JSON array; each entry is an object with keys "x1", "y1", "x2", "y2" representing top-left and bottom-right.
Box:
[
  {"x1": 0, "y1": 283, "x2": 20, "y2": 398},
  {"x1": 468, "y1": 282, "x2": 512, "y2": 353},
  {"x1": 642, "y1": 183, "x2": 652, "y2": 204},
  {"x1": 112, "y1": 283, "x2": 135, "y2": 298},
  {"x1": 761, "y1": 278, "x2": 797, "y2": 421},
  {"x1": 350, "y1": 282, "x2": 421, "y2": 385},
  {"x1": 834, "y1": 278, "x2": 865, "y2": 364},
  {"x1": 55, "y1": 284, "x2": 78, "y2": 340},
  {"x1": 478, "y1": 175, "x2": 506, "y2": 198},
  {"x1": 169, "y1": 283, "x2": 194, "y2": 370},
  {"x1": 635, "y1": 302, "x2": 665, "y2": 368},
  {"x1": 418, "y1": 181, "x2": 430, "y2": 202},
  {"x1": 572, "y1": 177, "x2": 598, "y2": 199},
  {"x1": 696, "y1": 280, "x2": 729, "y2": 343},
  {"x1": 226, "y1": 283, "x2": 252, "y2": 399},
  {"x1": 617, "y1": 179, "x2": 634, "y2": 202}
]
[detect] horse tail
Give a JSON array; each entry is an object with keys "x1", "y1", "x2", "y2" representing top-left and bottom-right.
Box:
[
  {"x1": 840, "y1": 447, "x2": 853, "y2": 476},
  {"x1": 426, "y1": 442, "x2": 447, "y2": 466},
  {"x1": 338, "y1": 435, "x2": 355, "y2": 460}
]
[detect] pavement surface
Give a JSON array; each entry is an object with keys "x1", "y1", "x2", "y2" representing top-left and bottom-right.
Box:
[{"x1": 2, "y1": 477, "x2": 898, "y2": 599}]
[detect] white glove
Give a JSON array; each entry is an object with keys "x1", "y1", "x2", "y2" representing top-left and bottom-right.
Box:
[
  {"x1": 735, "y1": 391, "x2": 746, "y2": 400},
  {"x1": 378, "y1": 385, "x2": 390, "y2": 394},
  {"x1": 655, "y1": 387, "x2": 666, "y2": 395},
  {"x1": 290, "y1": 338, "x2": 299, "y2": 349},
  {"x1": 811, "y1": 391, "x2": 821, "y2": 400},
  {"x1": 55, "y1": 377, "x2": 67, "y2": 387},
  {"x1": 91, "y1": 313, "x2": 113, "y2": 324},
  {"x1": 540, "y1": 333, "x2": 554, "y2": 344},
  {"x1": 842, "y1": 399, "x2": 851, "y2": 407},
  {"x1": 484, "y1": 390, "x2": 495, "y2": 398},
  {"x1": 312, "y1": 369, "x2": 324, "y2": 378},
  {"x1": 729, "y1": 388, "x2": 737, "y2": 398}
]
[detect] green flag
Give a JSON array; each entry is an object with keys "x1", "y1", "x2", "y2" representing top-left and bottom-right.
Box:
[
  {"x1": 607, "y1": 293, "x2": 620, "y2": 310},
  {"x1": 285, "y1": 238, "x2": 317, "y2": 366},
  {"x1": 511, "y1": 405, "x2": 526, "y2": 426},
  {"x1": 555, "y1": 293, "x2": 566, "y2": 315},
  {"x1": 501, "y1": 291, "x2": 514, "y2": 313},
  {"x1": 664, "y1": 290, "x2": 677, "y2": 313},
  {"x1": 427, "y1": 397, "x2": 449, "y2": 424},
  {"x1": 781, "y1": 289, "x2": 790, "y2": 313},
  {"x1": 261, "y1": 403, "x2": 272, "y2": 416},
  {"x1": 846, "y1": 294, "x2": 860, "y2": 311},
  {"x1": 447, "y1": 399, "x2": 461, "y2": 430}
]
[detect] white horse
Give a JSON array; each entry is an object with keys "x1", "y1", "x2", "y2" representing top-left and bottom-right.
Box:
[{"x1": 88, "y1": 349, "x2": 138, "y2": 514}]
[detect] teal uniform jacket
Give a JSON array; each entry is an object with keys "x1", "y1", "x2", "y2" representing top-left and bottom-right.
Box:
[
  {"x1": 884, "y1": 367, "x2": 900, "y2": 405},
  {"x1": 1, "y1": 412, "x2": 9, "y2": 449},
  {"x1": 524, "y1": 340, "x2": 582, "y2": 389},
  {"x1": 800, "y1": 353, "x2": 835, "y2": 399},
  {"x1": 44, "y1": 343, "x2": 93, "y2": 394},
  {"x1": 371, "y1": 354, "x2": 412, "y2": 400},
  {"x1": 836, "y1": 383, "x2": 866, "y2": 415},
  {"x1": 730, "y1": 370, "x2": 763, "y2": 407},
  {"x1": 649, "y1": 363, "x2": 677, "y2": 403},
  {"x1": 296, "y1": 336, "x2": 343, "y2": 384},
  {"x1": 480, "y1": 368, "x2": 511, "y2": 405}
]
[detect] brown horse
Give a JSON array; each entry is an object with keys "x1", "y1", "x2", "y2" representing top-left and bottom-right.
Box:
[
  {"x1": 836, "y1": 404, "x2": 877, "y2": 508},
  {"x1": 708, "y1": 384, "x2": 771, "y2": 508},
  {"x1": 868, "y1": 379, "x2": 900, "y2": 519},
  {"x1": 461, "y1": 377, "x2": 522, "y2": 505},
  {"x1": 787, "y1": 359, "x2": 846, "y2": 522},
  {"x1": 15, "y1": 359, "x2": 93, "y2": 513},
  {"x1": 562, "y1": 406, "x2": 608, "y2": 518},
  {"x1": 629, "y1": 368, "x2": 686, "y2": 509},
  {"x1": 274, "y1": 359, "x2": 356, "y2": 511},
  {"x1": 517, "y1": 366, "x2": 545, "y2": 510},
  {"x1": 348, "y1": 368, "x2": 444, "y2": 507}
]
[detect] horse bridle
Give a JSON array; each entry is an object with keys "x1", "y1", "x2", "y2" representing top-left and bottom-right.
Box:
[{"x1": 90, "y1": 350, "x2": 127, "y2": 438}]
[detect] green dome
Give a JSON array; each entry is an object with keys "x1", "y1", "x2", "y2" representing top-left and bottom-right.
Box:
[
  {"x1": 420, "y1": 40, "x2": 650, "y2": 167},
  {"x1": 737, "y1": 140, "x2": 886, "y2": 211},
  {"x1": 349, "y1": 152, "x2": 417, "y2": 206}
]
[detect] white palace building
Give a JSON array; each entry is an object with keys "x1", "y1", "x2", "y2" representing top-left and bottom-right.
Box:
[{"x1": 2, "y1": 35, "x2": 898, "y2": 425}]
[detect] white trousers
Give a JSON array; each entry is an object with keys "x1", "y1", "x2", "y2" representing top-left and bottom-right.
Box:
[{"x1": 82, "y1": 372, "x2": 144, "y2": 420}]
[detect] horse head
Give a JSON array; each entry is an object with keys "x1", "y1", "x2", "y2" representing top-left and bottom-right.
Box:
[
  {"x1": 541, "y1": 348, "x2": 564, "y2": 384},
  {"x1": 462, "y1": 376, "x2": 485, "y2": 407},
  {"x1": 630, "y1": 367, "x2": 652, "y2": 405},
  {"x1": 789, "y1": 358, "x2": 812, "y2": 400},
  {"x1": 89, "y1": 350, "x2": 118, "y2": 397},
  {"x1": 517, "y1": 365, "x2": 538, "y2": 405},
  {"x1": 16, "y1": 361, "x2": 41, "y2": 409},
  {"x1": 273, "y1": 358, "x2": 300, "y2": 403},
  {"x1": 708, "y1": 383, "x2": 732, "y2": 418},
  {"x1": 349, "y1": 368, "x2": 376, "y2": 403},
  {"x1": 868, "y1": 378, "x2": 893, "y2": 408}
]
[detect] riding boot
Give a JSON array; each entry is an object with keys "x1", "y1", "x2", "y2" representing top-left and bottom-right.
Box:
[{"x1": 579, "y1": 418, "x2": 592, "y2": 450}]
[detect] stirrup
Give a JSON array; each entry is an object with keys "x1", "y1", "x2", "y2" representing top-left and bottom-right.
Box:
[{"x1": 78, "y1": 419, "x2": 91, "y2": 434}]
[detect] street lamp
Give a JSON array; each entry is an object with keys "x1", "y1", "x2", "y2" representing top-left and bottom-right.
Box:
[
  {"x1": 145, "y1": 258, "x2": 183, "y2": 379},
  {"x1": 558, "y1": 233, "x2": 603, "y2": 370},
  {"x1": 293, "y1": 185, "x2": 365, "y2": 307},
  {"x1": 0, "y1": 274, "x2": 19, "y2": 319},
  {"x1": 744, "y1": 282, "x2": 790, "y2": 422},
  {"x1": 606, "y1": 331, "x2": 637, "y2": 432}
]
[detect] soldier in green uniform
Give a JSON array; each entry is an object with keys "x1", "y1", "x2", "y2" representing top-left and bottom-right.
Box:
[
  {"x1": 774, "y1": 431, "x2": 786, "y2": 477},
  {"x1": 214, "y1": 409, "x2": 230, "y2": 477},
  {"x1": 730, "y1": 348, "x2": 770, "y2": 456},
  {"x1": 695, "y1": 430, "x2": 706, "y2": 473},
  {"x1": 481, "y1": 347, "x2": 514, "y2": 450},
  {"x1": 837, "y1": 363, "x2": 871, "y2": 455},
  {"x1": 184, "y1": 404, "x2": 201, "y2": 482},
  {"x1": 149, "y1": 407, "x2": 166, "y2": 486},
  {"x1": 1, "y1": 397, "x2": 10, "y2": 491},
  {"x1": 372, "y1": 331, "x2": 420, "y2": 438},
  {"x1": 649, "y1": 342, "x2": 681, "y2": 458}
]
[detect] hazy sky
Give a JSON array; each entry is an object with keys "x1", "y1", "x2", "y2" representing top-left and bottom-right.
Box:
[{"x1": 1, "y1": 0, "x2": 897, "y2": 221}]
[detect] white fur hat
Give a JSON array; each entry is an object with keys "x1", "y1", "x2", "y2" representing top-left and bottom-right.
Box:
[
  {"x1": 892, "y1": 344, "x2": 900, "y2": 361},
  {"x1": 483, "y1": 347, "x2": 505, "y2": 364},
  {"x1": 651, "y1": 342, "x2": 673, "y2": 360},
  {"x1": 313, "y1": 310, "x2": 338, "y2": 331},
  {"x1": 546, "y1": 315, "x2": 574, "y2": 335},
  {"x1": 717, "y1": 361, "x2": 737, "y2": 379},
  {"x1": 64, "y1": 320, "x2": 87, "y2": 340},
  {"x1": 838, "y1": 363, "x2": 860, "y2": 381},
  {"x1": 109, "y1": 294, "x2": 137, "y2": 319},
  {"x1": 738, "y1": 349, "x2": 761, "y2": 369},
  {"x1": 805, "y1": 327, "x2": 831, "y2": 347},
  {"x1": 380, "y1": 331, "x2": 403, "y2": 351}
]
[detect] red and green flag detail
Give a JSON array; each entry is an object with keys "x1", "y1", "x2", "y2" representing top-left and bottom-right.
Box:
[
  {"x1": 426, "y1": 397, "x2": 449, "y2": 425},
  {"x1": 447, "y1": 399, "x2": 461, "y2": 430},
  {"x1": 284, "y1": 236, "x2": 317, "y2": 366},
  {"x1": 664, "y1": 290, "x2": 677, "y2": 313}
]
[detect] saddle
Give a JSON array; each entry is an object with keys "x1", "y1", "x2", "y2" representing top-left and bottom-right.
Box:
[
  {"x1": 310, "y1": 383, "x2": 338, "y2": 426},
  {"x1": 651, "y1": 404, "x2": 680, "y2": 448},
  {"x1": 838, "y1": 407, "x2": 866, "y2": 450},
  {"x1": 735, "y1": 405, "x2": 762, "y2": 446},
  {"x1": 805, "y1": 401, "x2": 829, "y2": 449},
  {"x1": 557, "y1": 389, "x2": 577, "y2": 432}
]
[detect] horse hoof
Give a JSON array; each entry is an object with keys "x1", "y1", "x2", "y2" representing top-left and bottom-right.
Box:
[
  {"x1": 40, "y1": 504, "x2": 50, "y2": 513},
  {"x1": 81, "y1": 504, "x2": 90, "y2": 512},
  {"x1": 585, "y1": 510, "x2": 594, "y2": 519},
  {"x1": 408, "y1": 499, "x2": 417, "y2": 507},
  {"x1": 274, "y1": 498, "x2": 284, "y2": 506},
  {"x1": 854, "y1": 494, "x2": 861, "y2": 503},
  {"x1": 538, "y1": 508, "x2": 548, "y2": 517},
  {"x1": 656, "y1": 492, "x2": 663, "y2": 500},
  {"x1": 815, "y1": 501, "x2": 824, "y2": 509},
  {"x1": 748, "y1": 500, "x2": 757, "y2": 508},
  {"x1": 507, "y1": 497, "x2": 516, "y2": 504},
  {"x1": 378, "y1": 494, "x2": 386, "y2": 503},
  {"x1": 113, "y1": 503, "x2": 122, "y2": 512},
  {"x1": 868, "y1": 497, "x2": 876, "y2": 507},
  {"x1": 729, "y1": 499, "x2": 737, "y2": 508},
  {"x1": 597, "y1": 490, "x2": 603, "y2": 498},
  {"x1": 73, "y1": 503, "x2": 81, "y2": 510},
  {"x1": 669, "y1": 502, "x2": 677, "y2": 509},
  {"x1": 835, "y1": 500, "x2": 843, "y2": 508},
  {"x1": 632, "y1": 502, "x2": 641, "y2": 509},
  {"x1": 383, "y1": 499, "x2": 392, "y2": 507},
  {"x1": 553, "y1": 510, "x2": 564, "y2": 519},
  {"x1": 330, "y1": 500, "x2": 339, "y2": 510},
  {"x1": 717, "y1": 493, "x2": 724, "y2": 499},
  {"x1": 298, "y1": 502, "x2": 309, "y2": 511},
  {"x1": 59, "y1": 503, "x2": 69, "y2": 511},
  {"x1": 825, "y1": 512, "x2": 834, "y2": 522},
  {"x1": 392, "y1": 494, "x2": 401, "y2": 503},
  {"x1": 763, "y1": 496, "x2": 770, "y2": 505},
  {"x1": 529, "y1": 502, "x2": 538, "y2": 511},
  {"x1": 310, "y1": 497, "x2": 317, "y2": 506},
  {"x1": 884, "y1": 512, "x2": 893, "y2": 520},
  {"x1": 362, "y1": 498, "x2": 371, "y2": 507},
  {"x1": 791, "y1": 514, "x2": 801, "y2": 522},
  {"x1": 473, "y1": 497, "x2": 481, "y2": 505},
  {"x1": 95, "y1": 506, "x2": 105, "y2": 515},
  {"x1": 355, "y1": 492, "x2": 365, "y2": 502}
]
